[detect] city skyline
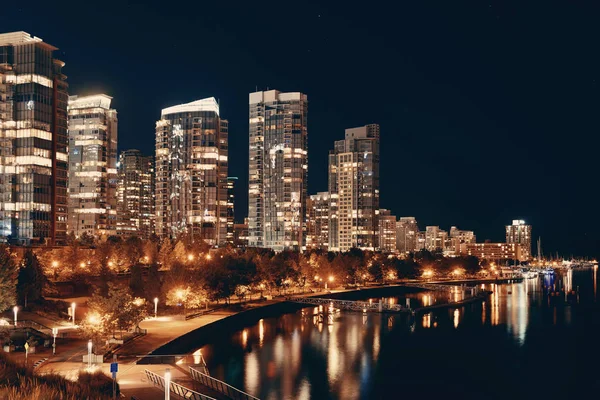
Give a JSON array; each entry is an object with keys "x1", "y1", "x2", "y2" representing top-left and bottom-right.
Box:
[{"x1": 1, "y1": 2, "x2": 599, "y2": 256}]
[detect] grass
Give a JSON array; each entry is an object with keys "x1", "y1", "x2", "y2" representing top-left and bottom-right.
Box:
[{"x1": 0, "y1": 352, "x2": 118, "y2": 399}]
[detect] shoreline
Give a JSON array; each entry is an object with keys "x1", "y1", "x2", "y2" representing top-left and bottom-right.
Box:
[{"x1": 141, "y1": 278, "x2": 511, "y2": 362}]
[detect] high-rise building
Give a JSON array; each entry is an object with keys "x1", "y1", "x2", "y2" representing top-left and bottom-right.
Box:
[
  {"x1": 0, "y1": 32, "x2": 68, "y2": 245},
  {"x1": 378, "y1": 209, "x2": 396, "y2": 253},
  {"x1": 155, "y1": 97, "x2": 228, "y2": 245},
  {"x1": 116, "y1": 149, "x2": 154, "y2": 239},
  {"x1": 226, "y1": 177, "x2": 237, "y2": 244},
  {"x1": 415, "y1": 231, "x2": 426, "y2": 251},
  {"x1": 67, "y1": 94, "x2": 118, "y2": 239},
  {"x1": 328, "y1": 124, "x2": 380, "y2": 252},
  {"x1": 306, "y1": 192, "x2": 330, "y2": 250},
  {"x1": 449, "y1": 226, "x2": 476, "y2": 255},
  {"x1": 425, "y1": 226, "x2": 447, "y2": 252},
  {"x1": 248, "y1": 90, "x2": 308, "y2": 251},
  {"x1": 506, "y1": 219, "x2": 532, "y2": 260},
  {"x1": 396, "y1": 217, "x2": 418, "y2": 254}
]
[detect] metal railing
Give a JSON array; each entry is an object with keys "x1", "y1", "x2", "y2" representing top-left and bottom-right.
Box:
[
  {"x1": 144, "y1": 369, "x2": 217, "y2": 400},
  {"x1": 189, "y1": 366, "x2": 260, "y2": 400},
  {"x1": 15, "y1": 320, "x2": 53, "y2": 336},
  {"x1": 185, "y1": 304, "x2": 227, "y2": 321}
]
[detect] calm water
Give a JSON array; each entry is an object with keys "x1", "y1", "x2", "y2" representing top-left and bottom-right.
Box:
[{"x1": 198, "y1": 268, "x2": 600, "y2": 399}]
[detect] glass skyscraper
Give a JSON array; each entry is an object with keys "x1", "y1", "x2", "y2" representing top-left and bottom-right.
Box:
[
  {"x1": 155, "y1": 97, "x2": 228, "y2": 245},
  {"x1": 328, "y1": 124, "x2": 380, "y2": 252},
  {"x1": 248, "y1": 90, "x2": 308, "y2": 251},
  {"x1": 67, "y1": 94, "x2": 118, "y2": 239},
  {"x1": 116, "y1": 149, "x2": 155, "y2": 239},
  {"x1": 0, "y1": 32, "x2": 68, "y2": 245}
]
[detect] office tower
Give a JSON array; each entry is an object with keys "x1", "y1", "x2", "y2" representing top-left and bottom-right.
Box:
[
  {"x1": 449, "y1": 226, "x2": 476, "y2": 255},
  {"x1": 226, "y1": 177, "x2": 237, "y2": 244},
  {"x1": 425, "y1": 226, "x2": 447, "y2": 252},
  {"x1": 67, "y1": 94, "x2": 118, "y2": 239},
  {"x1": 155, "y1": 97, "x2": 228, "y2": 245},
  {"x1": 396, "y1": 217, "x2": 418, "y2": 254},
  {"x1": 328, "y1": 124, "x2": 380, "y2": 252},
  {"x1": 248, "y1": 90, "x2": 308, "y2": 251},
  {"x1": 116, "y1": 149, "x2": 154, "y2": 239},
  {"x1": 506, "y1": 219, "x2": 532, "y2": 260},
  {"x1": 306, "y1": 192, "x2": 330, "y2": 250},
  {"x1": 0, "y1": 32, "x2": 68, "y2": 245},
  {"x1": 378, "y1": 209, "x2": 397, "y2": 253}
]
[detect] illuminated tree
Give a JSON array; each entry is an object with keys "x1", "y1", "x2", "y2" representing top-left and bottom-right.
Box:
[{"x1": 0, "y1": 245, "x2": 17, "y2": 312}]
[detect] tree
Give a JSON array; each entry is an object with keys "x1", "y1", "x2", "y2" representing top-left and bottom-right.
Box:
[
  {"x1": 124, "y1": 236, "x2": 143, "y2": 267},
  {"x1": 17, "y1": 250, "x2": 46, "y2": 308},
  {"x1": 0, "y1": 245, "x2": 17, "y2": 312},
  {"x1": 145, "y1": 264, "x2": 162, "y2": 301},
  {"x1": 87, "y1": 284, "x2": 147, "y2": 339},
  {"x1": 129, "y1": 264, "x2": 145, "y2": 297},
  {"x1": 79, "y1": 232, "x2": 95, "y2": 247},
  {"x1": 157, "y1": 239, "x2": 173, "y2": 269}
]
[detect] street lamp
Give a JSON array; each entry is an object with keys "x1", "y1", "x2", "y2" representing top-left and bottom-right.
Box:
[
  {"x1": 205, "y1": 254, "x2": 212, "y2": 260},
  {"x1": 154, "y1": 297, "x2": 158, "y2": 319},
  {"x1": 51, "y1": 261, "x2": 59, "y2": 268},
  {"x1": 71, "y1": 302, "x2": 76, "y2": 326},
  {"x1": 326, "y1": 275, "x2": 334, "y2": 290},
  {"x1": 164, "y1": 368, "x2": 171, "y2": 400},
  {"x1": 13, "y1": 306, "x2": 18, "y2": 327},
  {"x1": 187, "y1": 254, "x2": 194, "y2": 262},
  {"x1": 87, "y1": 339, "x2": 92, "y2": 369},
  {"x1": 52, "y1": 327, "x2": 58, "y2": 355}
]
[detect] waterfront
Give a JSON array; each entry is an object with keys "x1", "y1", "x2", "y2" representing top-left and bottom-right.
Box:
[{"x1": 197, "y1": 268, "x2": 600, "y2": 399}]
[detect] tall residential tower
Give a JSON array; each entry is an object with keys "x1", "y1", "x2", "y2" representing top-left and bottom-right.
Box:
[
  {"x1": 155, "y1": 98, "x2": 228, "y2": 245},
  {"x1": 67, "y1": 94, "x2": 118, "y2": 239},
  {"x1": 116, "y1": 149, "x2": 154, "y2": 239},
  {"x1": 248, "y1": 90, "x2": 308, "y2": 251},
  {"x1": 328, "y1": 124, "x2": 380, "y2": 252},
  {"x1": 0, "y1": 32, "x2": 68, "y2": 245},
  {"x1": 506, "y1": 219, "x2": 532, "y2": 260}
]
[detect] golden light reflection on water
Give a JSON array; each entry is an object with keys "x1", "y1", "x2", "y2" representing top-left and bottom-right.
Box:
[
  {"x1": 422, "y1": 313, "x2": 431, "y2": 328},
  {"x1": 259, "y1": 319, "x2": 264, "y2": 347},
  {"x1": 595, "y1": 265, "x2": 598, "y2": 300},
  {"x1": 453, "y1": 309, "x2": 460, "y2": 328}
]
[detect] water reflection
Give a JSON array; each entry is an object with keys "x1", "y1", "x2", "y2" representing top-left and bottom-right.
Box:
[{"x1": 198, "y1": 270, "x2": 596, "y2": 399}]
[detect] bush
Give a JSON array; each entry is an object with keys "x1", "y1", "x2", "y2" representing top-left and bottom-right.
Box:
[{"x1": 0, "y1": 352, "x2": 118, "y2": 399}]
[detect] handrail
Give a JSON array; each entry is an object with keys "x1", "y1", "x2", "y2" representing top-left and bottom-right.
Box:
[
  {"x1": 189, "y1": 366, "x2": 260, "y2": 400},
  {"x1": 185, "y1": 304, "x2": 227, "y2": 321},
  {"x1": 144, "y1": 369, "x2": 217, "y2": 400}
]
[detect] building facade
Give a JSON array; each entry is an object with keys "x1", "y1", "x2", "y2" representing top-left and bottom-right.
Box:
[
  {"x1": 0, "y1": 31, "x2": 69, "y2": 245},
  {"x1": 449, "y1": 226, "x2": 476, "y2": 255},
  {"x1": 506, "y1": 219, "x2": 531, "y2": 260},
  {"x1": 425, "y1": 226, "x2": 447, "y2": 252},
  {"x1": 226, "y1": 177, "x2": 237, "y2": 244},
  {"x1": 328, "y1": 124, "x2": 380, "y2": 252},
  {"x1": 466, "y1": 242, "x2": 526, "y2": 262},
  {"x1": 67, "y1": 94, "x2": 118, "y2": 239},
  {"x1": 378, "y1": 209, "x2": 396, "y2": 253},
  {"x1": 155, "y1": 97, "x2": 228, "y2": 245},
  {"x1": 396, "y1": 216, "x2": 418, "y2": 254},
  {"x1": 248, "y1": 90, "x2": 308, "y2": 251},
  {"x1": 306, "y1": 192, "x2": 330, "y2": 250},
  {"x1": 116, "y1": 149, "x2": 154, "y2": 239},
  {"x1": 234, "y1": 218, "x2": 249, "y2": 248}
]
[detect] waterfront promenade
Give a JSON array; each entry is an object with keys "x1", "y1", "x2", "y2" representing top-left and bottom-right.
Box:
[{"x1": 11, "y1": 278, "x2": 517, "y2": 399}]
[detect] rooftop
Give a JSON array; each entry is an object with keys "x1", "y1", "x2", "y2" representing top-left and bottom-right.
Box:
[
  {"x1": 0, "y1": 31, "x2": 58, "y2": 50},
  {"x1": 161, "y1": 97, "x2": 220, "y2": 117}
]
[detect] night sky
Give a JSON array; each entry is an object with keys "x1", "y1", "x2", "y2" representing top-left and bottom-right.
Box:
[{"x1": 3, "y1": 1, "x2": 599, "y2": 257}]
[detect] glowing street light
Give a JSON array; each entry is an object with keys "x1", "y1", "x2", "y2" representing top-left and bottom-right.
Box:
[
  {"x1": 71, "y1": 302, "x2": 76, "y2": 326},
  {"x1": 164, "y1": 368, "x2": 171, "y2": 400},
  {"x1": 205, "y1": 254, "x2": 212, "y2": 260},
  {"x1": 52, "y1": 327, "x2": 58, "y2": 355},
  {"x1": 80, "y1": 262, "x2": 86, "y2": 268},
  {"x1": 51, "y1": 261, "x2": 59, "y2": 268},
  {"x1": 13, "y1": 306, "x2": 18, "y2": 327},
  {"x1": 187, "y1": 254, "x2": 194, "y2": 262},
  {"x1": 154, "y1": 297, "x2": 159, "y2": 318},
  {"x1": 108, "y1": 261, "x2": 114, "y2": 267},
  {"x1": 325, "y1": 275, "x2": 334, "y2": 290}
]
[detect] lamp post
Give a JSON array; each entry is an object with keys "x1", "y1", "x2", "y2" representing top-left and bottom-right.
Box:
[
  {"x1": 13, "y1": 306, "x2": 17, "y2": 327},
  {"x1": 52, "y1": 328, "x2": 58, "y2": 355},
  {"x1": 87, "y1": 339, "x2": 92, "y2": 369},
  {"x1": 164, "y1": 368, "x2": 171, "y2": 400},
  {"x1": 154, "y1": 297, "x2": 158, "y2": 319},
  {"x1": 71, "y1": 302, "x2": 76, "y2": 326}
]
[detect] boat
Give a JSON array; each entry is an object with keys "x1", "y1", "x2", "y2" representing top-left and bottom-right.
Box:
[{"x1": 542, "y1": 267, "x2": 555, "y2": 276}]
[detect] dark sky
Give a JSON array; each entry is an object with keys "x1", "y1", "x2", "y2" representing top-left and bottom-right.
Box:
[{"x1": 3, "y1": 1, "x2": 599, "y2": 257}]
